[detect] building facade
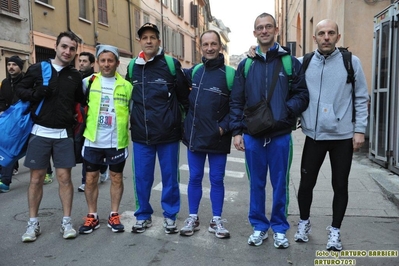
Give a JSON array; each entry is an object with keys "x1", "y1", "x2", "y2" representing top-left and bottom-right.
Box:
[
  {"x1": 1, "y1": 0, "x2": 216, "y2": 80},
  {"x1": 275, "y1": 0, "x2": 392, "y2": 90},
  {"x1": 0, "y1": 0, "x2": 31, "y2": 80}
]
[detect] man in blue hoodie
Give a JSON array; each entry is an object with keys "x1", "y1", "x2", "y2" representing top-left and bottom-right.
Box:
[
  {"x1": 294, "y1": 19, "x2": 369, "y2": 251},
  {"x1": 230, "y1": 13, "x2": 309, "y2": 248}
]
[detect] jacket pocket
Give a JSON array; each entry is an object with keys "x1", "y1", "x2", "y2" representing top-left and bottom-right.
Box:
[{"x1": 317, "y1": 103, "x2": 338, "y2": 132}]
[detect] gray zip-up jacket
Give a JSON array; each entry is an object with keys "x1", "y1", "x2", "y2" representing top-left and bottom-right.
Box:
[{"x1": 299, "y1": 48, "x2": 369, "y2": 140}]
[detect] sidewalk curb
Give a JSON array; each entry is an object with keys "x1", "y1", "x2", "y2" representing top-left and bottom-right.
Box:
[{"x1": 370, "y1": 173, "x2": 399, "y2": 208}]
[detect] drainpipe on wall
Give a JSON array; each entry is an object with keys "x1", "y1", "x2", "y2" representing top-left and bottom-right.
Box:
[
  {"x1": 161, "y1": 2, "x2": 165, "y2": 49},
  {"x1": 285, "y1": 0, "x2": 288, "y2": 46},
  {"x1": 127, "y1": 0, "x2": 133, "y2": 57},
  {"x1": 66, "y1": 0, "x2": 83, "y2": 44},
  {"x1": 302, "y1": 0, "x2": 307, "y2": 55}
]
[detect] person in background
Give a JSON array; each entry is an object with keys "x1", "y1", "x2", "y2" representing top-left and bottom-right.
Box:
[
  {"x1": 229, "y1": 13, "x2": 308, "y2": 248},
  {"x1": 78, "y1": 51, "x2": 95, "y2": 79},
  {"x1": 78, "y1": 45, "x2": 132, "y2": 234},
  {"x1": 0, "y1": 55, "x2": 25, "y2": 193},
  {"x1": 126, "y1": 23, "x2": 189, "y2": 234},
  {"x1": 294, "y1": 19, "x2": 369, "y2": 251},
  {"x1": 44, "y1": 164, "x2": 54, "y2": 184},
  {"x1": 179, "y1": 30, "x2": 233, "y2": 239},
  {"x1": 16, "y1": 31, "x2": 84, "y2": 242}
]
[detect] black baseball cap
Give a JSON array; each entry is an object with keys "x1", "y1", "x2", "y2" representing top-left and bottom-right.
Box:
[{"x1": 138, "y1": 23, "x2": 160, "y2": 38}]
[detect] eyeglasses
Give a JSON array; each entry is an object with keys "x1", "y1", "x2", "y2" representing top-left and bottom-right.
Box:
[{"x1": 255, "y1": 24, "x2": 275, "y2": 32}]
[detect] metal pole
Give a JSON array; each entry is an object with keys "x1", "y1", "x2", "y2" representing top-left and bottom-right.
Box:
[{"x1": 161, "y1": 1, "x2": 165, "y2": 48}]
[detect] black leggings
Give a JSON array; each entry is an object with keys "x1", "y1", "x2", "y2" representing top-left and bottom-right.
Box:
[{"x1": 298, "y1": 136, "x2": 353, "y2": 228}]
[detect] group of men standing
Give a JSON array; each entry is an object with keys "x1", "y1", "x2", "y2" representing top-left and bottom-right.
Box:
[{"x1": 0, "y1": 12, "x2": 368, "y2": 253}]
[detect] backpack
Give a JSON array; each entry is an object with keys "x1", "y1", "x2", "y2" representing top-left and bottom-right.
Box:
[
  {"x1": 128, "y1": 54, "x2": 176, "y2": 78},
  {"x1": 191, "y1": 63, "x2": 235, "y2": 91},
  {"x1": 244, "y1": 54, "x2": 293, "y2": 88},
  {"x1": 73, "y1": 74, "x2": 96, "y2": 164},
  {"x1": 0, "y1": 61, "x2": 48, "y2": 167},
  {"x1": 301, "y1": 47, "x2": 356, "y2": 122}
]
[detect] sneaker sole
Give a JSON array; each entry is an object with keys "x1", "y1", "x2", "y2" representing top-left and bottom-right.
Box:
[
  {"x1": 107, "y1": 224, "x2": 125, "y2": 233},
  {"x1": 248, "y1": 235, "x2": 268, "y2": 246},
  {"x1": 79, "y1": 224, "x2": 100, "y2": 234},
  {"x1": 131, "y1": 222, "x2": 152, "y2": 233},
  {"x1": 131, "y1": 228, "x2": 147, "y2": 233},
  {"x1": 180, "y1": 230, "x2": 195, "y2": 236},
  {"x1": 22, "y1": 237, "x2": 37, "y2": 242},
  {"x1": 22, "y1": 234, "x2": 40, "y2": 242},
  {"x1": 208, "y1": 227, "x2": 230, "y2": 239},
  {"x1": 131, "y1": 225, "x2": 151, "y2": 233},
  {"x1": 326, "y1": 245, "x2": 342, "y2": 251},
  {"x1": 215, "y1": 232, "x2": 230, "y2": 239},
  {"x1": 294, "y1": 235, "x2": 309, "y2": 242},
  {"x1": 63, "y1": 232, "x2": 77, "y2": 239},
  {"x1": 165, "y1": 228, "x2": 178, "y2": 234},
  {"x1": 274, "y1": 243, "x2": 289, "y2": 249},
  {"x1": 0, "y1": 189, "x2": 10, "y2": 193},
  {"x1": 248, "y1": 240, "x2": 264, "y2": 246}
]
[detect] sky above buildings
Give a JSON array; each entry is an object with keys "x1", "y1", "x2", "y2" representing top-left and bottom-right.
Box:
[{"x1": 210, "y1": 1, "x2": 275, "y2": 55}]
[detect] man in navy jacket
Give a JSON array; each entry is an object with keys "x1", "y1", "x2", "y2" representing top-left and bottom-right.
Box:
[
  {"x1": 179, "y1": 30, "x2": 233, "y2": 239},
  {"x1": 230, "y1": 13, "x2": 309, "y2": 248},
  {"x1": 126, "y1": 23, "x2": 189, "y2": 234}
]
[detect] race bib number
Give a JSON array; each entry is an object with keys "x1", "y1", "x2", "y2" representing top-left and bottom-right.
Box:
[{"x1": 98, "y1": 111, "x2": 115, "y2": 128}]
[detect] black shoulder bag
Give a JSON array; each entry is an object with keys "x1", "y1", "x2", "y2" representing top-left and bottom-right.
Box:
[{"x1": 244, "y1": 59, "x2": 282, "y2": 137}]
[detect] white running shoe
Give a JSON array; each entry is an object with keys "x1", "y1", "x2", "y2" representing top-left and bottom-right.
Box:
[
  {"x1": 248, "y1": 230, "x2": 268, "y2": 246},
  {"x1": 294, "y1": 219, "x2": 311, "y2": 242},
  {"x1": 22, "y1": 221, "x2": 41, "y2": 242},
  {"x1": 273, "y1": 233, "x2": 289, "y2": 249},
  {"x1": 61, "y1": 219, "x2": 77, "y2": 239},
  {"x1": 326, "y1": 226, "x2": 342, "y2": 251}
]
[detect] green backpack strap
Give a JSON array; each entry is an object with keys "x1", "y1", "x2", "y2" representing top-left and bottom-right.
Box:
[
  {"x1": 244, "y1": 55, "x2": 292, "y2": 89},
  {"x1": 128, "y1": 55, "x2": 176, "y2": 79},
  {"x1": 244, "y1": 58, "x2": 253, "y2": 78},
  {"x1": 191, "y1": 63, "x2": 203, "y2": 79},
  {"x1": 128, "y1": 57, "x2": 137, "y2": 82},
  {"x1": 192, "y1": 63, "x2": 234, "y2": 91},
  {"x1": 225, "y1": 65, "x2": 235, "y2": 91},
  {"x1": 281, "y1": 54, "x2": 292, "y2": 89},
  {"x1": 164, "y1": 54, "x2": 176, "y2": 76}
]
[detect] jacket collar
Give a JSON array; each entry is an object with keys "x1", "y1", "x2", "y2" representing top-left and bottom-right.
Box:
[{"x1": 201, "y1": 53, "x2": 225, "y2": 69}]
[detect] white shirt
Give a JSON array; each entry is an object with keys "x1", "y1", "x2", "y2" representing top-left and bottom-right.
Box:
[{"x1": 83, "y1": 76, "x2": 118, "y2": 148}]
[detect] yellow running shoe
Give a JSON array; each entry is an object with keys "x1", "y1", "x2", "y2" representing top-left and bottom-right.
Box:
[{"x1": 44, "y1": 174, "x2": 53, "y2": 184}]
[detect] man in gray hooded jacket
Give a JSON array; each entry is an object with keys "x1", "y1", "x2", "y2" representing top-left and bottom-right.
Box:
[{"x1": 294, "y1": 19, "x2": 369, "y2": 251}]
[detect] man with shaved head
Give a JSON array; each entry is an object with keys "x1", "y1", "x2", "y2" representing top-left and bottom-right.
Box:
[{"x1": 294, "y1": 19, "x2": 369, "y2": 251}]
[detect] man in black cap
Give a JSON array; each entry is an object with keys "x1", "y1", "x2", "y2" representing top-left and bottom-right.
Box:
[
  {"x1": 0, "y1": 55, "x2": 25, "y2": 193},
  {"x1": 126, "y1": 23, "x2": 189, "y2": 234}
]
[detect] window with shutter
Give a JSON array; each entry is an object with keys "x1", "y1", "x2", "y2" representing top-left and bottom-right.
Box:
[
  {"x1": 98, "y1": 0, "x2": 108, "y2": 24},
  {"x1": 0, "y1": 0, "x2": 19, "y2": 15}
]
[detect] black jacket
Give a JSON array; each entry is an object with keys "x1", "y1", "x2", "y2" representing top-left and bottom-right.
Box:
[
  {"x1": 0, "y1": 72, "x2": 24, "y2": 111},
  {"x1": 16, "y1": 60, "x2": 84, "y2": 129}
]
